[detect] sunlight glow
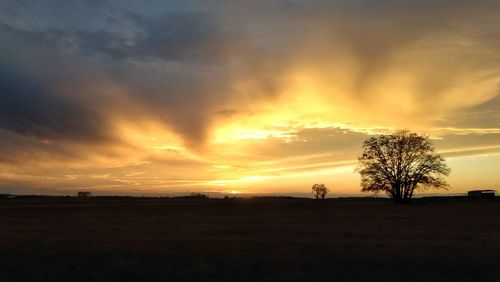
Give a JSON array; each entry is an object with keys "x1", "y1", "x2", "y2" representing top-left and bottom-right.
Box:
[{"x1": 1, "y1": 1, "x2": 500, "y2": 196}]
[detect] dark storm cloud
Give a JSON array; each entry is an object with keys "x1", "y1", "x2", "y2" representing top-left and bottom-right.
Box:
[
  {"x1": 73, "y1": 11, "x2": 223, "y2": 63},
  {"x1": 0, "y1": 0, "x2": 235, "y2": 148},
  {"x1": 0, "y1": 65, "x2": 108, "y2": 142},
  {"x1": 0, "y1": 13, "x2": 220, "y2": 63},
  {"x1": 123, "y1": 11, "x2": 223, "y2": 62}
]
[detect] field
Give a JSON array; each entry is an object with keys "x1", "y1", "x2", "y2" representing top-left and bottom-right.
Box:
[{"x1": 1, "y1": 197, "x2": 499, "y2": 281}]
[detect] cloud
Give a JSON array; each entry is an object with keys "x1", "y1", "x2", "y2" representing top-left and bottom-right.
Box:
[
  {"x1": 438, "y1": 95, "x2": 500, "y2": 128},
  {"x1": 217, "y1": 1, "x2": 500, "y2": 128},
  {"x1": 3, "y1": 0, "x2": 500, "y2": 144},
  {"x1": 0, "y1": 64, "x2": 109, "y2": 142},
  {"x1": 0, "y1": 1, "x2": 499, "y2": 194},
  {"x1": 0, "y1": 1, "x2": 242, "y2": 148}
]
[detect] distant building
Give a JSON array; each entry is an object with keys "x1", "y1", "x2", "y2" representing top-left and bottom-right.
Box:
[
  {"x1": 467, "y1": 190, "x2": 495, "y2": 199},
  {"x1": 77, "y1": 191, "x2": 92, "y2": 198}
]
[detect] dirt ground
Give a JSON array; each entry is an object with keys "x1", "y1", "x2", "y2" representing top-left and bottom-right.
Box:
[{"x1": 0, "y1": 197, "x2": 499, "y2": 281}]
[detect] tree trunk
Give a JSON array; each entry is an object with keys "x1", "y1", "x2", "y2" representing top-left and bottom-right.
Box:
[
  {"x1": 392, "y1": 183, "x2": 402, "y2": 204},
  {"x1": 408, "y1": 185, "x2": 417, "y2": 200},
  {"x1": 393, "y1": 193, "x2": 403, "y2": 204}
]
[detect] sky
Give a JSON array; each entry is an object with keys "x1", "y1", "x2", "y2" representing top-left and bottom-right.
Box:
[{"x1": 0, "y1": 0, "x2": 499, "y2": 196}]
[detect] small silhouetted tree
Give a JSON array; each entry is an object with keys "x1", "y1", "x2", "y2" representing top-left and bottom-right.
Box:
[
  {"x1": 357, "y1": 130, "x2": 450, "y2": 204},
  {"x1": 312, "y1": 183, "x2": 329, "y2": 200}
]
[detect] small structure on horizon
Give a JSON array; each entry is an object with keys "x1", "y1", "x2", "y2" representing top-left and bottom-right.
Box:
[
  {"x1": 188, "y1": 193, "x2": 208, "y2": 199},
  {"x1": 467, "y1": 189, "x2": 495, "y2": 199},
  {"x1": 77, "y1": 191, "x2": 92, "y2": 198}
]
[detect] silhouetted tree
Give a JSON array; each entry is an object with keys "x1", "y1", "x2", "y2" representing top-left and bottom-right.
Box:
[
  {"x1": 357, "y1": 130, "x2": 450, "y2": 204},
  {"x1": 312, "y1": 183, "x2": 329, "y2": 200}
]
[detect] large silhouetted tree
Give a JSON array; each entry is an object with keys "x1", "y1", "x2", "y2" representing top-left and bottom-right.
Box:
[
  {"x1": 312, "y1": 183, "x2": 329, "y2": 200},
  {"x1": 357, "y1": 130, "x2": 450, "y2": 203}
]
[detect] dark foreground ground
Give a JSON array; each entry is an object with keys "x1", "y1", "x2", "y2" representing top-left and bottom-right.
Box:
[{"x1": 0, "y1": 197, "x2": 499, "y2": 282}]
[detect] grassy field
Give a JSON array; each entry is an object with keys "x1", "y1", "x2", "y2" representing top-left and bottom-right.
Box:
[{"x1": 0, "y1": 197, "x2": 499, "y2": 281}]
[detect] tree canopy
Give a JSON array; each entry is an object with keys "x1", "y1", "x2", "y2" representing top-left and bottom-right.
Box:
[
  {"x1": 357, "y1": 130, "x2": 450, "y2": 203},
  {"x1": 312, "y1": 183, "x2": 329, "y2": 200}
]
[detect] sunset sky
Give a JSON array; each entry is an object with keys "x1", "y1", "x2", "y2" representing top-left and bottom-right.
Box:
[{"x1": 1, "y1": 1, "x2": 499, "y2": 196}]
